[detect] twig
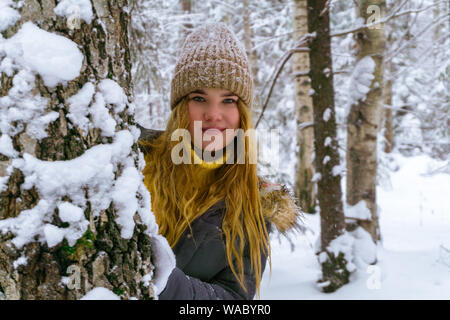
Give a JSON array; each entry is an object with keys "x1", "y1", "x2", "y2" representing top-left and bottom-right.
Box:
[
  {"x1": 383, "y1": 1, "x2": 422, "y2": 63},
  {"x1": 385, "y1": 13, "x2": 449, "y2": 63},
  {"x1": 330, "y1": 0, "x2": 414, "y2": 38},
  {"x1": 255, "y1": 34, "x2": 315, "y2": 128}
]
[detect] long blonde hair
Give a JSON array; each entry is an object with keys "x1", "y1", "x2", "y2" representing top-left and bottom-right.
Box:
[{"x1": 140, "y1": 97, "x2": 270, "y2": 296}]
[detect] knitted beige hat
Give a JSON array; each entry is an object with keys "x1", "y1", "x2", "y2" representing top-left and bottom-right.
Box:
[{"x1": 170, "y1": 23, "x2": 253, "y2": 110}]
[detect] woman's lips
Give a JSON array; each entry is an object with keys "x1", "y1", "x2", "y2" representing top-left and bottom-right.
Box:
[{"x1": 202, "y1": 127, "x2": 225, "y2": 134}]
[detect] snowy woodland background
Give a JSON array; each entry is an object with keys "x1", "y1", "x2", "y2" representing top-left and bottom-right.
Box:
[{"x1": 0, "y1": 0, "x2": 449, "y2": 299}]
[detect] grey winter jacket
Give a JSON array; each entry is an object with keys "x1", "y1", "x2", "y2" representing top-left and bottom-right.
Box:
[{"x1": 138, "y1": 125, "x2": 301, "y2": 300}]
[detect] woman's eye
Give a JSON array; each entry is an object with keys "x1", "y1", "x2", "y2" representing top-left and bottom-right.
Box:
[
  {"x1": 223, "y1": 99, "x2": 237, "y2": 104},
  {"x1": 192, "y1": 96, "x2": 205, "y2": 102}
]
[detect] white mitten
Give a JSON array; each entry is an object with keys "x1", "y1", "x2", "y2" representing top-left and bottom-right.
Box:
[{"x1": 150, "y1": 234, "x2": 176, "y2": 296}]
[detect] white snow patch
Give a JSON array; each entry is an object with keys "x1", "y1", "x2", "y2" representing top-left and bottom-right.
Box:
[
  {"x1": 327, "y1": 231, "x2": 357, "y2": 272},
  {"x1": 323, "y1": 108, "x2": 331, "y2": 122},
  {"x1": 348, "y1": 56, "x2": 375, "y2": 111},
  {"x1": 0, "y1": 176, "x2": 8, "y2": 192},
  {"x1": 91, "y1": 92, "x2": 117, "y2": 137},
  {"x1": 112, "y1": 164, "x2": 142, "y2": 239},
  {"x1": 13, "y1": 253, "x2": 28, "y2": 269},
  {"x1": 58, "y1": 202, "x2": 84, "y2": 223},
  {"x1": 350, "y1": 227, "x2": 377, "y2": 267},
  {"x1": 43, "y1": 224, "x2": 66, "y2": 247},
  {"x1": 332, "y1": 164, "x2": 343, "y2": 176},
  {"x1": 324, "y1": 137, "x2": 332, "y2": 147},
  {"x1": 345, "y1": 200, "x2": 371, "y2": 220},
  {"x1": 67, "y1": 82, "x2": 95, "y2": 134},
  {"x1": 2, "y1": 22, "x2": 83, "y2": 87},
  {"x1": 0, "y1": 68, "x2": 52, "y2": 139},
  {"x1": 311, "y1": 172, "x2": 321, "y2": 183},
  {"x1": 0, "y1": 0, "x2": 20, "y2": 32},
  {"x1": 0, "y1": 134, "x2": 18, "y2": 157},
  {"x1": 54, "y1": 0, "x2": 94, "y2": 24},
  {"x1": 66, "y1": 79, "x2": 128, "y2": 137},
  {"x1": 26, "y1": 111, "x2": 59, "y2": 139},
  {"x1": 80, "y1": 287, "x2": 120, "y2": 300},
  {"x1": 98, "y1": 79, "x2": 127, "y2": 114}
]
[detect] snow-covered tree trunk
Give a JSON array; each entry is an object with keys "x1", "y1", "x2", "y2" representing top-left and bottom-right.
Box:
[
  {"x1": 0, "y1": 0, "x2": 157, "y2": 300},
  {"x1": 307, "y1": 0, "x2": 350, "y2": 293},
  {"x1": 346, "y1": 0, "x2": 385, "y2": 243},
  {"x1": 293, "y1": 0, "x2": 316, "y2": 213}
]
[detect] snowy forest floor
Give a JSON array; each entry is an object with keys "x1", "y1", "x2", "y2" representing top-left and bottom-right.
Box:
[{"x1": 260, "y1": 153, "x2": 450, "y2": 299}]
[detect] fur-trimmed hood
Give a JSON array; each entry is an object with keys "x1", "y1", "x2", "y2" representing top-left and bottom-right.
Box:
[
  {"x1": 258, "y1": 179, "x2": 304, "y2": 236},
  {"x1": 138, "y1": 124, "x2": 304, "y2": 237}
]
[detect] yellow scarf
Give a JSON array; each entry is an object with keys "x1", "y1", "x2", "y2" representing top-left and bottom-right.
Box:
[{"x1": 188, "y1": 140, "x2": 231, "y2": 188}]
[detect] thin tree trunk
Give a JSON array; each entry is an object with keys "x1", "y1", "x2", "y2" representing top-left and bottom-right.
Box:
[
  {"x1": 346, "y1": 0, "x2": 386, "y2": 243},
  {"x1": 181, "y1": 0, "x2": 193, "y2": 35},
  {"x1": 293, "y1": 0, "x2": 316, "y2": 213},
  {"x1": 307, "y1": 0, "x2": 349, "y2": 292},
  {"x1": 243, "y1": 0, "x2": 260, "y2": 108},
  {"x1": 383, "y1": 55, "x2": 394, "y2": 153},
  {"x1": 0, "y1": 0, "x2": 154, "y2": 300}
]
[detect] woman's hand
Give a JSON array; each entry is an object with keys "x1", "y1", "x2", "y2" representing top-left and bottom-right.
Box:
[{"x1": 150, "y1": 234, "x2": 176, "y2": 296}]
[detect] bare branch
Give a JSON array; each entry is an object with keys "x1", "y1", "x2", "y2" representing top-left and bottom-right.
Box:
[
  {"x1": 385, "y1": 13, "x2": 449, "y2": 63},
  {"x1": 255, "y1": 33, "x2": 315, "y2": 128}
]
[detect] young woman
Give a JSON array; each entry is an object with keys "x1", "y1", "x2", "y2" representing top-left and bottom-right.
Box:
[{"x1": 139, "y1": 23, "x2": 301, "y2": 300}]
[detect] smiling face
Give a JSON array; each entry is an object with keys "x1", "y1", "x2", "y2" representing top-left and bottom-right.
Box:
[{"x1": 187, "y1": 88, "x2": 241, "y2": 151}]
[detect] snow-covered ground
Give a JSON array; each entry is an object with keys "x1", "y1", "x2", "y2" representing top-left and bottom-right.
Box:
[{"x1": 260, "y1": 153, "x2": 450, "y2": 299}]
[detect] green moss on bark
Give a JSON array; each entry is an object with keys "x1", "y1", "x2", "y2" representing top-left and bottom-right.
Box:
[{"x1": 318, "y1": 251, "x2": 350, "y2": 293}]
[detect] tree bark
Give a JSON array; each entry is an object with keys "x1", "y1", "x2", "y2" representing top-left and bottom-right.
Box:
[
  {"x1": 307, "y1": 0, "x2": 349, "y2": 292},
  {"x1": 346, "y1": 0, "x2": 385, "y2": 243},
  {"x1": 383, "y1": 55, "x2": 394, "y2": 153},
  {"x1": 0, "y1": 0, "x2": 155, "y2": 300},
  {"x1": 181, "y1": 0, "x2": 193, "y2": 36},
  {"x1": 293, "y1": 0, "x2": 316, "y2": 213}
]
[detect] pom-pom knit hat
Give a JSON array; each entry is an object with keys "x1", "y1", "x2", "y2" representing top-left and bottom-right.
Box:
[{"x1": 170, "y1": 23, "x2": 254, "y2": 110}]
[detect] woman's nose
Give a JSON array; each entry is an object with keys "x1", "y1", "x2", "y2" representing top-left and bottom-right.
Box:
[{"x1": 204, "y1": 103, "x2": 222, "y2": 121}]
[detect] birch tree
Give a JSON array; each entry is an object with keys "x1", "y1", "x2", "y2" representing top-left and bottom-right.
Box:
[
  {"x1": 292, "y1": 0, "x2": 316, "y2": 213},
  {"x1": 346, "y1": 0, "x2": 386, "y2": 243},
  {"x1": 0, "y1": 0, "x2": 160, "y2": 300}
]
